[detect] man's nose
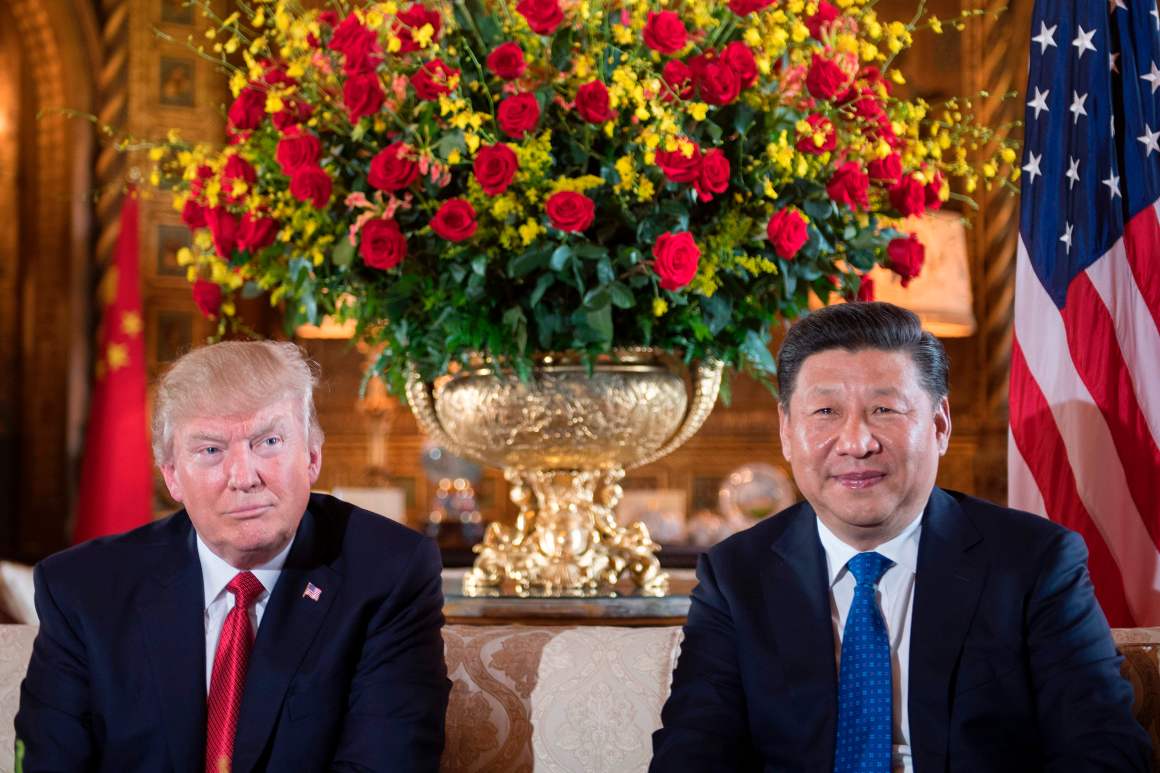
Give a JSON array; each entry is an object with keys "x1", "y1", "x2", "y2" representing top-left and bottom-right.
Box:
[
  {"x1": 225, "y1": 447, "x2": 263, "y2": 491},
  {"x1": 834, "y1": 413, "x2": 881, "y2": 457}
]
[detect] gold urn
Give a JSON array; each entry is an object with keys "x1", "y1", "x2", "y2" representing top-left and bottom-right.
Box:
[{"x1": 406, "y1": 349, "x2": 723, "y2": 597}]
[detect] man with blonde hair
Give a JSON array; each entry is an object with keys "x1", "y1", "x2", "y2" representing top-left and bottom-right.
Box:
[{"x1": 17, "y1": 340, "x2": 450, "y2": 772}]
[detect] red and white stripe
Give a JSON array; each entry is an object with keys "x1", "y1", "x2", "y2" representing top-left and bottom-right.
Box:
[{"x1": 1009, "y1": 201, "x2": 1160, "y2": 627}]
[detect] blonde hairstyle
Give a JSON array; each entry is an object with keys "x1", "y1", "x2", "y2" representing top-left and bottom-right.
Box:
[{"x1": 152, "y1": 340, "x2": 324, "y2": 466}]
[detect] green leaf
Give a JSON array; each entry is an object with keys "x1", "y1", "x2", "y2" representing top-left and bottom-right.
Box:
[
  {"x1": 583, "y1": 305, "x2": 613, "y2": 344},
  {"x1": 596, "y1": 257, "x2": 616, "y2": 284},
  {"x1": 332, "y1": 238, "x2": 355, "y2": 269},
  {"x1": 507, "y1": 243, "x2": 552, "y2": 277},
  {"x1": 550, "y1": 28, "x2": 574, "y2": 71},
  {"x1": 502, "y1": 306, "x2": 528, "y2": 354},
  {"x1": 550, "y1": 244, "x2": 573, "y2": 271},
  {"x1": 583, "y1": 287, "x2": 611, "y2": 311},
  {"x1": 741, "y1": 329, "x2": 778, "y2": 374},
  {"x1": 241, "y1": 281, "x2": 263, "y2": 300},
  {"x1": 574, "y1": 243, "x2": 609, "y2": 259},
  {"x1": 702, "y1": 293, "x2": 732, "y2": 335},
  {"x1": 530, "y1": 272, "x2": 555, "y2": 306},
  {"x1": 471, "y1": 255, "x2": 488, "y2": 276},
  {"x1": 733, "y1": 103, "x2": 756, "y2": 135},
  {"x1": 803, "y1": 199, "x2": 834, "y2": 221},
  {"x1": 609, "y1": 282, "x2": 635, "y2": 309}
]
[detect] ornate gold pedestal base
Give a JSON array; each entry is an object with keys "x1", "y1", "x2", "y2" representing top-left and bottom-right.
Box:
[
  {"x1": 463, "y1": 468, "x2": 667, "y2": 597},
  {"x1": 405, "y1": 350, "x2": 722, "y2": 598}
]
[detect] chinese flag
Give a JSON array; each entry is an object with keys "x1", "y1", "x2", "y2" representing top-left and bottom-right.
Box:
[{"x1": 73, "y1": 190, "x2": 153, "y2": 543}]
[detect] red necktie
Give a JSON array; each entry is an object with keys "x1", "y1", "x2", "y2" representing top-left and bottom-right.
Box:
[{"x1": 206, "y1": 571, "x2": 265, "y2": 773}]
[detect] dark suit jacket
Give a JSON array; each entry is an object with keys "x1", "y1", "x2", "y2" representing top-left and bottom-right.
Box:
[
  {"x1": 651, "y1": 488, "x2": 1149, "y2": 772},
  {"x1": 16, "y1": 492, "x2": 450, "y2": 773}
]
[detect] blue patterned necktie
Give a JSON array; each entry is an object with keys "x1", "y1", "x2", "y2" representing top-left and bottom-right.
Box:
[{"x1": 834, "y1": 551, "x2": 895, "y2": 773}]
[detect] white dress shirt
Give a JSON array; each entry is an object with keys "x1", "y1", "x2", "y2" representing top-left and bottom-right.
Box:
[
  {"x1": 817, "y1": 514, "x2": 922, "y2": 773},
  {"x1": 197, "y1": 535, "x2": 293, "y2": 692}
]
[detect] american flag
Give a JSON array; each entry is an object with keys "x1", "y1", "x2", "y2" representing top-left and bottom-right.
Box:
[
  {"x1": 1009, "y1": 0, "x2": 1160, "y2": 626},
  {"x1": 303, "y1": 582, "x2": 322, "y2": 601}
]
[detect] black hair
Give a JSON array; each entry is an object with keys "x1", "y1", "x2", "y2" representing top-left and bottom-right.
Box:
[{"x1": 776, "y1": 302, "x2": 949, "y2": 406}]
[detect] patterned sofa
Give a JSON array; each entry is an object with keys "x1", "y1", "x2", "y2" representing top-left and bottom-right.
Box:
[{"x1": 1, "y1": 624, "x2": 1157, "y2": 773}]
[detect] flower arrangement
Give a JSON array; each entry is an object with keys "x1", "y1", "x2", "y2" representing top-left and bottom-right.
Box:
[{"x1": 152, "y1": 0, "x2": 1018, "y2": 393}]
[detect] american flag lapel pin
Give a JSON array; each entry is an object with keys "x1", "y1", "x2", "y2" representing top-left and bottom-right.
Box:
[{"x1": 303, "y1": 581, "x2": 322, "y2": 601}]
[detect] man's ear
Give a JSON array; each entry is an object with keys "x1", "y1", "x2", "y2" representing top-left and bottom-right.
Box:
[
  {"x1": 934, "y1": 396, "x2": 952, "y2": 455},
  {"x1": 307, "y1": 444, "x2": 323, "y2": 485},
  {"x1": 160, "y1": 463, "x2": 184, "y2": 503},
  {"x1": 778, "y1": 402, "x2": 792, "y2": 463}
]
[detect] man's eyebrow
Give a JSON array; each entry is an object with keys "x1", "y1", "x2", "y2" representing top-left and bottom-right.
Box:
[
  {"x1": 249, "y1": 419, "x2": 287, "y2": 439},
  {"x1": 187, "y1": 432, "x2": 226, "y2": 445}
]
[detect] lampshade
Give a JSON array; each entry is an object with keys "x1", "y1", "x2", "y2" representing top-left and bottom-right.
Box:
[
  {"x1": 294, "y1": 294, "x2": 359, "y2": 339},
  {"x1": 868, "y1": 211, "x2": 977, "y2": 337}
]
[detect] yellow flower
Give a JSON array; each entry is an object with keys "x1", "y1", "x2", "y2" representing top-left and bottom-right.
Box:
[
  {"x1": 929, "y1": 16, "x2": 943, "y2": 34},
  {"x1": 653, "y1": 298, "x2": 669, "y2": 317},
  {"x1": 688, "y1": 102, "x2": 709, "y2": 121},
  {"x1": 1001, "y1": 147, "x2": 1017, "y2": 164},
  {"x1": 518, "y1": 218, "x2": 542, "y2": 245},
  {"x1": 637, "y1": 178, "x2": 655, "y2": 200}
]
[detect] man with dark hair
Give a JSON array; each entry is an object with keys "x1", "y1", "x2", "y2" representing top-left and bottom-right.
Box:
[{"x1": 651, "y1": 302, "x2": 1148, "y2": 772}]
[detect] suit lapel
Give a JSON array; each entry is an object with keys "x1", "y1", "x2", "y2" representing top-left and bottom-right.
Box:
[
  {"x1": 137, "y1": 514, "x2": 207, "y2": 773},
  {"x1": 908, "y1": 488, "x2": 985, "y2": 769},
  {"x1": 231, "y1": 506, "x2": 342, "y2": 773},
  {"x1": 764, "y1": 504, "x2": 838, "y2": 762}
]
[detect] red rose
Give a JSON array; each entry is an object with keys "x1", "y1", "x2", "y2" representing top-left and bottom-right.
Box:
[
  {"x1": 868, "y1": 153, "x2": 903, "y2": 184},
  {"x1": 411, "y1": 59, "x2": 459, "y2": 101},
  {"x1": 695, "y1": 149, "x2": 731, "y2": 201},
  {"x1": 516, "y1": 0, "x2": 563, "y2": 34},
  {"x1": 655, "y1": 145, "x2": 702, "y2": 183},
  {"x1": 181, "y1": 199, "x2": 207, "y2": 229},
  {"x1": 368, "y1": 142, "x2": 420, "y2": 192},
  {"x1": 319, "y1": 10, "x2": 338, "y2": 26},
  {"x1": 826, "y1": 162, "x2": 869, "y2": 210},
  {"x1": 643, "y1": 11, "x2": 687, "y2": 55},
  {"x1": 722, "y1": 42, "x2": 758, "y2": 89},
  {"x1": 237, "y1": 213, "x2": 278, "y2": 253},
  {"x1": 661, "y1": 60, "x2": 695, "y2": 100},
  {"x1": 328, "y1": 13, "x2": 379, "y2": 73},
  {"x1": 727, "y1": 0, "x2": 774, "y2": 16},
  {"x1": 272, "y1": 99, "x2": 313, "y2": 131},
  {"x1": 430, "y1": 198, "x2": 478, "y2": 241},
  {"x1": 889, "y1": 175, "x2": 927, "y2": 217},
  {"x1": 205, "y1": 207, "x2": 239, "y2": 258},
  {"x1": 795, "y1": 114, "x2": 837, "y2": 154},
  {"x1": 343, "y1": 72, "x2": 385, "y2": 122},
  {"x1": 276, "y1": 131, "x2": 321, "y2": 176},
  {"x1": 925, "y1": 170, "x2": 946, "y2": 210},
  {"x1": 652, "y1": 231, "x2": 700, "y2": 291},
  {"x1": 766, "y1": 208, "x2": 809, "y2": 259},
  {"x1": 575, "y1": 80, "x2": 614, "y2": 123},
  {"x1": 290, "y1": 166, "x2": 332, "y2": 208},
  {"x1": 192, "y1": 279, "x2": 223, "y2": 319},
  {"x1": 806, "y1": 54, "x2": 851, "y2": 100},
  {"x1": 806, "y1": 0, "x2": 841, "y2": 39},
  {"x1": 856, "y1": 275, "x2": 875, "y2": 302},
  {"x1": 228, "y1": 87, "x2": 265, "y2": 132},
  {"x1": 487, "y1": 42, "x2": 527, "y2": 80},
  {"x1": 394, "y1": 3, "x2": 442, "y2": 53},
  {"x1": 497, "y1": 93, "x2": 541, "y2": 138},
  {"x1": 697, "y1": 61, "x2": 741, "y2": 106},
  {"x1": 190, "y1": 164, "x2": 214, "y2": 198},
  {"x1": 473, "y1": 143, "x2": 519, "y2": 195},
  {"x1": 853, "y1": 90, "x2": 886, "y2": 122},
  {"x1": 221, "y1": 155, "x2": 256, "y2": 194},
  {"x1": 886, "y1": 234, "x2": 925, "y2": 287},
  {"x1": 360, "y1": 218, "x2": 408, "y2": 270},
  {"x1": 545, "y1": 191, "x2": 595, "y2": 232}
]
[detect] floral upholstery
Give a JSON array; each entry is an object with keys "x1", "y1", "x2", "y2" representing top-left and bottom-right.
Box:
[{"x1": 0, "y1": 624, "x2": 1155, "y2": 773}]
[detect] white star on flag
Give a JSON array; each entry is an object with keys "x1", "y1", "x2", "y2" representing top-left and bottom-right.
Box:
[
  {"x1": 1139, "y1": 125, "x2": 1160, "y2": 156},
  {"x1": 1102, "y1": 171, "x2": 1122, "y2": 199},
  {"x1": 1028, "y1": 87, "x2": 1050, "y2": 119},
  {"x1": 1033, "y1": 22, "x2": 1058, "y2": 54},
  {"x1": 1152, "y1": 7, "x2": 1160, "y2": 30},
  {"x1": 1023, "y1": 152, "x2": 1043, "y2": 184},
  {"x1": 1142, "y1": 62, "x2": 1160, "y2": 95},
  {"x1": 1073, "y1": 26, "x2": 1097, "y2": 59},
  {"x1": 1069, "y1": 91, "x2": 1089, "y2": 124},
  {"x1": 1060, "y1": 222, "x2": 1074, "y2": 254},
  {"x1": 1109, "y1": 0, "x2": 1127, "y2": 10},
  {"x1": 1110, "y1": 51, "x2": 1120, "y2": 73},
  {"x1": 1066, "y1": 156, "x2": 1082, "y2": 189}
]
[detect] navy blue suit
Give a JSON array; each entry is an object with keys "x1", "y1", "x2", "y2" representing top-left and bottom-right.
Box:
[
  {"x1": 16, "y1": 493, "x2": 450, "y2": 773},
  {"x1": 651, "y1": 488, "x2": 1149, "y2": 772}
]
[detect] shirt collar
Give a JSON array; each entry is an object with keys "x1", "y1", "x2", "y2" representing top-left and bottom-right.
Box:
[
  {"x1": 815, "y1": 510, "x2": 923, "y2": 589},
  {"x1": 196, "y1": 533, "x2": 294, "y2": 610}
]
